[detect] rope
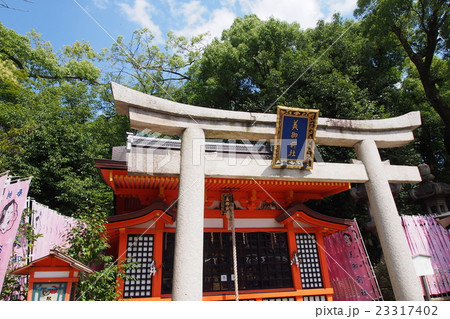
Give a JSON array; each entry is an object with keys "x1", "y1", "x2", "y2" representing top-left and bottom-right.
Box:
[{"x1": 230, "y1": 209, "x2": 239, "y2": 301}]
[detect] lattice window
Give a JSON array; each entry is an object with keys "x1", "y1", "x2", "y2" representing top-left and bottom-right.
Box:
[
  {"x1": 303, "y1": 295, "x2": 326, "y2": 301},
  {"x1": 123, "y1": 234, "x2": 154, "y2": 298},
  {"x1": 262, "y1": 297, "x2": 296, "y2": 301},
  {"x1": 295, "y1": 233, "x2": 323, "y2": 289}
]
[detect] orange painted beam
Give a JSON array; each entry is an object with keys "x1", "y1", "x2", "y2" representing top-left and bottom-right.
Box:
[
  {"x1": 316, "y1": 232, "x2": 332, "y2": 290},
  {"x1": 286, "y1": 224, "x2": 302, "y2": 290},
  {"x1": 203, "y1": 288, "x2": 334, "y2": 301},
  {"x1": 119, "y1": 288, "x2": 334, "y2": 301},
  {"x1": 116, "y1": 228, "x2": 127, "y2": 300},
  {"x1": 152, "y1": 221, "x2": 164, "y2": 298}
]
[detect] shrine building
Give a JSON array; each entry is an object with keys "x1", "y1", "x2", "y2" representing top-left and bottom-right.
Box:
[{"x1": 95, "y1": 82, "x2": 425, "y2": 301}]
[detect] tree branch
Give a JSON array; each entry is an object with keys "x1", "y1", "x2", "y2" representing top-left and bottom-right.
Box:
[
  {"x1": 391, "y1": 25, "x2": 422, "y2": 68},
  {"x1": 0, "y1": 49, "x2": 25, "y2": 69},
  {"x1": 158, "y1": 68, "x2": 191, "y2": 81},
  {"x1": 0, "y1": 0, "x2": 32, "y2": 11},
  {"x1": 1, "y1": 49, "x2": 101, "y2": 85},
  {"x1": 28, "y1": 73, "x2": 102, "y2": 85}
]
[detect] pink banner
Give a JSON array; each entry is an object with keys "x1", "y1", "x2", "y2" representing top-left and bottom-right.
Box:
[
  {"x1": 323, "y1": 220, "x2": 382, "y2": 301},
  {"x1": 401, "y1": 215, "x2": 450, "y2": 296},
  {"x1": 0, "y1": 178, "x2": 31, "y2": 293},
  {"x1": 31, "y1": 200, "x2": 76, "y2": 261}
]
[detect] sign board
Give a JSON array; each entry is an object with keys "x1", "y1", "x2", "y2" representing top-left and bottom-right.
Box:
[
  {"x1": 221, "y1": 193, "x2": 234, "y2": 216},
  {"x1": 32, "y1": 282, "x2": 67, "y2": 301},
  {"x1": 272, "y1": 106, "x2": 319, "y2": 170},
  {"x1": 412, "y1": 254, "x2": 434, "y2": 276}
]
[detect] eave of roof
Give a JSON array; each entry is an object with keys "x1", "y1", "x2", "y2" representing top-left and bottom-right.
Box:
[
  {"x1": 12, "y1": 249, "x2": 94, "y2": 275},
  {"x1": 107, "y1": 200, "x2": 176, "y2": 224},
  {"x1": 276, "y1": 201, "x2": 353, "y2": 228}
]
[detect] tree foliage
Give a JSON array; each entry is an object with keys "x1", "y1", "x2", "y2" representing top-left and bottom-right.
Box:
[
  {"x1": 59, "y1": 203, "x2": 123, "y2": 300},
  {"x1": 0, "y1": 23, "x2": 130, "y2": 215},
  {"x1": 184, "y1": 15, "x2": 390, "y2": 119},
  {"x1": 107, "y1": 28, "x2": 207, "y2": 100},
  {"x1": 355, "y1": 0, "x2": 449, "y2": 154}
]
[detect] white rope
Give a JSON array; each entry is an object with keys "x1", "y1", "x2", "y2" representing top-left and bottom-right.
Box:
[{"x1": 230, "y1": 209, "x2": 239, "y2": 301}]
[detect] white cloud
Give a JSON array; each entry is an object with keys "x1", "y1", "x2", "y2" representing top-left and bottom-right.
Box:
[
  {"x1": 220, "y1": 0, "x2": 237, "y2": 7},
  {"x1": 93, "y1": 0, "x2": 110, "y2": 9},
  {"x1": 180, "y1": 1, "x2": 208, "y2": 26},
  {"x1": 169, "y1": 1, "x2": 237, "y2": 40},
  {"x1": 118, "y1": 0, "x2": 163, "y2": 43},
  {"x1": 115, "y1": 0, "x2": 358, "y2": 45},
  {"x1": 327, "y1": 0, "x2": 357, "y2": 18},
  {"x1": 238, "y1": 0, "x2": 324, "y2": 29},
  {"x1": 182, "y1": 7, "x2": 236, "y2": 39}
]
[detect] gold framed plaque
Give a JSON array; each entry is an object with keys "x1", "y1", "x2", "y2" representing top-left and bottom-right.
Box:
[{"x1": 272, "y1": 106, "x2": 319, "y2": 170}]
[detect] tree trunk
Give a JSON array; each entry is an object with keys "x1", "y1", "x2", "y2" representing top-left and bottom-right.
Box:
[
  {"x1": 391, "y1": 25, "x2": 450, "y2": 154},
  {"x1": 416, "y1": 66, "x2": 450, "y2": 154}
]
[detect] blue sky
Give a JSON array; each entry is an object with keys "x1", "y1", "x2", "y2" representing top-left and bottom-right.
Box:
[{"x1": 1, "y1": 0, "x2": 357, "y2": 52}]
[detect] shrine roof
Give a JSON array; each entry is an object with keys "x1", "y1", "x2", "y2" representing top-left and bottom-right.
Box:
[
  {"x1": 107, "y1": 200, "x2": 176, "y2": 224},
  {"x1": 276, "y1": 201, "x2": 353, "y2": 227},
  {"x1": 94, "y1": 159, "x2": 351, "y2": 201},
  {"x1": 12, "y1": 250, "x2": 94, "y2": 275}
]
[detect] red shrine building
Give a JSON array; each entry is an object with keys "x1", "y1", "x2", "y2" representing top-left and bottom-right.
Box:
[
  {"x1": 94, "y1": 83, "x2": 425, "y2": 301},
  {"x1": 95, "y1": 140, "x2": 353, "y2": 301}
]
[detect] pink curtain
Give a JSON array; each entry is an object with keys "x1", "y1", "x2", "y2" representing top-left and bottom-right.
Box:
[
  {"x1": 401, "y1": 215, "x2": 450, "y2": 296},
  {"x1": 323, "y1": 220, "x2": 382, "y2": 301},
  {"x1": 31, "y1": 200, "x2": 76, "y2": 260},
  {"x1": 0, "y1": 178, "x2": 31, "y2": 293}
]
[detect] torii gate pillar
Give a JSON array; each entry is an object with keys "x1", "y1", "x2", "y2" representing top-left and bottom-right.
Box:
[
  {"x1": 356, "y1": 139, "x2": 423, "y2": 300},
  {"x1": 172, "y1": 126, "x2": 205, "y2": 301}
]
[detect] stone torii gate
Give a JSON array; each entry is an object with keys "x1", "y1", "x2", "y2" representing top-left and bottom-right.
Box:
[{"x1": 111, "y1": 82, "x2": 424, "y2": 301}]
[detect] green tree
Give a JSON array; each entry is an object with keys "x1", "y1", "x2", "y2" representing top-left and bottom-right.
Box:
[
  {"x1": 355, "y1": 0, "x2": 449, "y2": 154},
  {"x1": 184, "y1": 15, "x2": 309, "y2": 112},
  {"x1": 107, "y1": 28, "x2": 206, "y2": 100},
  {"x1": 183, "y1": 15, "x2": 408, "y2": 165},
  {"x1": 0, "y1": 23, "x2": 130, "y2": 215},
  {"x1": 394, "y1": 60, "x2": 449, "y2": 180},
  {"x1": 60, "y1": 203, "x2": 123, "y2": 300},
  {"x1": 184, "y1": 15, "x2": 401, "y2": 119}
]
